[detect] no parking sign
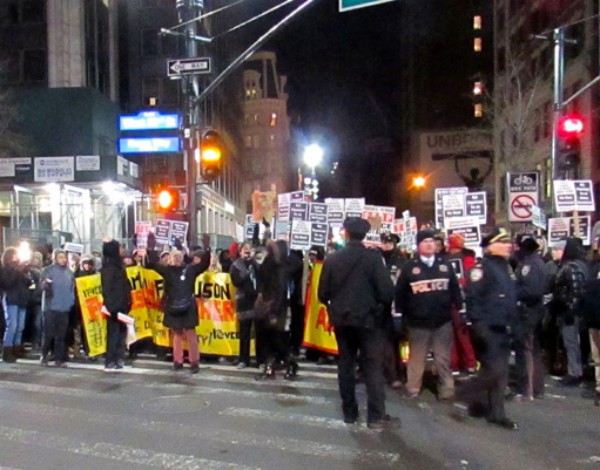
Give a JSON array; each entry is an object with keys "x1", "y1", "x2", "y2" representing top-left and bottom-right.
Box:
[{"x1": 507, "y1": 172, "x2": 539, "y2": 222}]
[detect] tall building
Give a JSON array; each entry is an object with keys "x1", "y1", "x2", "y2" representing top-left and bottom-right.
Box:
[
  {"x1": 0, "y1": 0, "x2": 134, "y2": 253},
  {"x1": 492, "y1": 0, "x2": 598, "y2": 224},
  {"x1": 395, "y1": 0, "x2": 494, "y2": 224},
  {"x1": 241, "y1": 51, "x2": 291, "y2": 210}
]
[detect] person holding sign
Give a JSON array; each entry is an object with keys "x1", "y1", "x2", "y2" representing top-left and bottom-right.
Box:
[{"x1": 147, "y1": 235, "x2": 211, "y2": 374}]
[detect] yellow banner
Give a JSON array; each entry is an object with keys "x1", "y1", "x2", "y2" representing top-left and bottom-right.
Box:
[
  {"x1": 302, "y1": 262, "x2": 339, "y2": 354},
  {"x1": 138, "y1": 267, "x2": 171, "y2": 347},
  {"x1": 195, "y1": 271, "x2": 242, "y2": 356},
  {"x1": 75, "y1": 274, "x2": 107, "y2": 357},
  {"x1": 126, "y1": 266, "x2": 153, "y2": 341}
]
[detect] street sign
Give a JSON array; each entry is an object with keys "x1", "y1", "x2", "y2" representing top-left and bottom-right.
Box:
[
  {"x1": 507, "y1": 171, "x2": 539, "y2": 222},
  {"x1": 339, "y1": 0, "x2": 396, "y2": 12},
  {"x1": 167, "y1": 57, "x2": 211, "y2": 77},
  {"x1": 118, "y1": 137, "x2": 180, "y2": 154},
  {"x1": 119, "y1": 111, "x2": 180, "y2": 131}
]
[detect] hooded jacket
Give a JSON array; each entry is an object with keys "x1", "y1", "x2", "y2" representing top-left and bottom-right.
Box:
[
  {"x1": 100, "y1": 240, "x2": 131, "y2": 318},
  {"x1": 554, "y1": 238, "x2": 589, "y2": 320}
]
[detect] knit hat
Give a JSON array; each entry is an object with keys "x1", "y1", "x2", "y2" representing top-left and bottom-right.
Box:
[
  {"x1": 343, "y1": 217, "x2": 371, "y2": 239},
  {"x1": 416, "y1": 229, "x2": 436, "y2": 246},
  {"x1": 448, "y1": 233, "x2": 465, "y2": 250},
  {"x1": 52, "y1": 248, "x2": 66, "y2": 261}
]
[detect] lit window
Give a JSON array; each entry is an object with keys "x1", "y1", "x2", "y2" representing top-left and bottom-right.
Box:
[
  {"x1": 474, "y1": 37, "x2": 482, "y2": 52},
  {"x1": 473, "y1": 81, "x2": 483, "y2": 95},
  {"x1": 270, "y1": 113, "x2": 277, "y2": 127},
  {"x1": 473, "y1": 16, "x2": 482, "y2": 30},
  {"x1": 474, "y1": 103, "x2": 483, "y2": 117}
]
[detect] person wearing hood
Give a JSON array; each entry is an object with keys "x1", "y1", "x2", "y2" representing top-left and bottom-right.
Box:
[
  {"x1": 1, "y1": 246, "x2": 33, "y2": 362},
  {"x1": 100, "y1": 239, "x2": 132, "y2": 370},
  {"x1": 552, "y1": 237, "x2": 589, "y2": 386},
  {"x1": 513, "y1": 234, "x2": 546, "y2": 401},
  {"x1": 40, "y1": 249, "x2": 75, "y2": 367}
]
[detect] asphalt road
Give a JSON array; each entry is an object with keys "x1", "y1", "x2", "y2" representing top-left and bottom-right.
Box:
[{"x1": 0, "y1": 357, "x2": 597, "y2": 470}]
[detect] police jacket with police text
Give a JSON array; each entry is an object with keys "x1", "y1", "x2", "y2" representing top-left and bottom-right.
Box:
[
  {"x1": 465, "y1": 254, "x2": 517, "y2": 328},
  {"x1": 395, "y1": 256, "x2": 463, "y2": 329}
]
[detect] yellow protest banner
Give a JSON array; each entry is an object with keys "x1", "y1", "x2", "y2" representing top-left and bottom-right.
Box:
[
  {"x1": 195, "y1": 271, "x2": 240, "y2": 356},
  {"x1": 75, "y1": 274, "x2": 107, "y2": 357},
  {"x1": 302, "y1": 262, "x2": 339, "y2": 354},
  {"x1": 139, "y1": 267, "x2": 171, "y2": 347},
  {"x1": 126, "y1": 266, "x2": 153, "y2": 341}
]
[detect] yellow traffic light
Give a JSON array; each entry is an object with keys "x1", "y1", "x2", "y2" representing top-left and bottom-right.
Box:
[
  {"x1": 157, "y1": 188, "x2": 177, "y2": 211},
  {"x1": 200, "y1": 130, "x2": 223, "y2": 182},
  {"x1": 412, "y1": 175, "x2": 426, "y2": 189}
]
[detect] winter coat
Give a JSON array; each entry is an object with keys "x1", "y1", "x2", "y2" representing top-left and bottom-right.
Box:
[
  {"x1": 257, "y1": 244, "x2": 289, "y2": 330},
  {"x1": 318, "y1": 240, "x2": 394, "y2": 329},
  {"x1": 2, "y1": 264, "x2": 33, "y2": 308},
  {"x1": 100, "y1": 241, "x2": 132, "y2": 319},
  {"x1": 582, "y1": 260, "x2": 600, "y2": 329},
  {"x1": 41, "y1": 264, "x2": 75, "y2": 312},
  {"x1": 230, "y1": 257, "x2": 258, "y2": 318},
  {"x1": 149, "y1": 249, "x2": 210, "y2": 330},
  {"x1": 515, "y1": 251, "x2": 546, "y2": 331}
]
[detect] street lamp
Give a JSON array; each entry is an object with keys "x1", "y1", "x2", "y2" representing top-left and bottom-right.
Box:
[
  {"x1": 302, "y1": 144, "x2": 323, "y2": 200},
  {"x1": 412, "y1": 175, "x2": 426, "y2": 189}
]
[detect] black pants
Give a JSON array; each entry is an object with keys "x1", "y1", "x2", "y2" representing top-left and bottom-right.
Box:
[
  {"x1": 255, "y1": 320, "x2": 286, "y2": 367},
  {"x1": 106, "y1": 318, "x2": 126, "y2": 366},
  {"x1": 289, "y1": 301, "x2": 305, "y2": 355},
  {"x1": 457, "y1": 325, "x2": 511, "y2": 422},
  {"x1": 239, "y1": 318, "x2": 254, "y2": 365},
  {"x1": 42, "y1": 310, "x2": 69, "y2": 362},
  {"x1": 335, "y1": 325, "x2": 386, "y2": 423}
]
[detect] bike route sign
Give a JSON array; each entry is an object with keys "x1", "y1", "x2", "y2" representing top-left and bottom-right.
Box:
[{"x1": 507, "y1": 171, "x2": 539, "y2": 222}]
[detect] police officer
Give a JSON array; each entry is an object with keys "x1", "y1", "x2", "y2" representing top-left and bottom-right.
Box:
[
  {"x1": 318, "y1": 217, "x2": 396, "y2": 430},
  {"x1": 455, "y1": 227, "x2": 519, "y2": 430},
  {"x1": 396, "y1": 229, "x2": 464, "y2": 401},
  {"x1": 513, "y1": 234, "x2": 546, "y2": 401}
]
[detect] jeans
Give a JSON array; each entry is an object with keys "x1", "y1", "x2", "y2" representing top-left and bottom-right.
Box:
[
  {"x1": 2, "y1": 298, "x2": 27, "y2": 347},
  {"x1": 559, "y1": 317, "x2": 582, "y2": 377},
  {"x1": 589, "y1": 328, "x2": 600, "y2": 393}
]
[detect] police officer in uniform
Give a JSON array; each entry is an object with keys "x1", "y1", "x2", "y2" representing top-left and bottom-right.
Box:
[
  {"x1": 454, "y1": 227, "x2": 519, "y2": 430},
  {"x1": 513, "y1": 234, "x2": 546, "y2": 400},
  {"x1": 318, "y1": 217, "x2": 396, "y2": 430}
]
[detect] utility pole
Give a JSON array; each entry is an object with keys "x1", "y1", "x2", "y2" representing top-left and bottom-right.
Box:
[
  {"x1": 176, "y1": 0, "x2": 203, "y2": 248},
  {"x1": 550, "y1": 27, "x2": 566, "y2": 217}
]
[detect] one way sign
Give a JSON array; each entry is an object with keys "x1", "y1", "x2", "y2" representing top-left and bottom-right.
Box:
[{"x1": 167, "y1": 57, "x2": 211, "y2": 77}]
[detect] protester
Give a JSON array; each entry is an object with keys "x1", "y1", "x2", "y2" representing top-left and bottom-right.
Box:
[
  {"x1": 230, "y1": 242, "x2": 259, "y2": 369},
  {"x1": 147, "y1": 235, "x2": 210, "y2": 374},
  {"x1": 318, "y1": 217, "x2": 397, "y2": 429},
  {"x1": 100, "y1": 239, "x2": 132, "y2": 370},
  {"x1": 40, "y1": 249, "x2": 76, "y2": 367}
]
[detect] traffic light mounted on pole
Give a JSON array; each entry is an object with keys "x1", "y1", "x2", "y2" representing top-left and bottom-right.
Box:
[
  {"x1": 156, "y1": 187, "x2": 179, "y2": 212},
  {"x1": 557, "y1": 114, "x2": 584, "y2": 171},
  {"x1": 199, "y1": 129, "x2": 223, "y2": 182}
]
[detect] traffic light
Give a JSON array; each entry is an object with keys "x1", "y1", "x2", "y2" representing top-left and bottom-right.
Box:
[
  {"x1": 156, "y1": 188, "x2": 178, "y2": 212},
  {"x1": 200, "y1": 129, "x2": 223, "y2": 182},
  {"x1": 557, "y1": 114, "x2": 584, "y2": 170}
]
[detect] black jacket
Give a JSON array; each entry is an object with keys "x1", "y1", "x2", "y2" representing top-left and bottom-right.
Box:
[
  {"x1": 515, "y1": 251, "x2": 546, "y2": 330},
  {"x1": 100, "y1": 240, "x2": 132, "y2": 319},
  {"x1": 318, "y1": 240, "x2": 394, "y2": 328},
  {"x1": 465, "y1": 254, "x2": 517, "y2": 329},
  {"x1": 230, "y1": 257, "x2": 259, "y2": 313},
  {"x1": 582, "y1": 260, "x2": 600, "y2": 329},
  {"x1": 2, "y1": 264, "x2": 33, "y2": 307},
  {"x1": 395, "y1": 256, "x2": 463, "y2": 329}
]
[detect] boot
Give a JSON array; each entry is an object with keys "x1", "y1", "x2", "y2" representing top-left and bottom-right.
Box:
[
  {"x1": 13, "y1": 345, "x2": 25, "y2": 359},
  {"x1": 254, "y1": 364, "x2": 276, "y2": 381},
  {"x1": 284, "y1": 359, "x2": 299, "y2": 380},
  {"x1": 2, "y1": 347, "x2": 16, "y2": 363}
]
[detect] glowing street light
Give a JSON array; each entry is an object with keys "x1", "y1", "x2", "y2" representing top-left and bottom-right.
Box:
[
  {"x1": 303, "y1": 144, "x2": 324, "y2": 174},
  {"x1": 412, "y1": 175, "x2": 426, "y2": 189}
]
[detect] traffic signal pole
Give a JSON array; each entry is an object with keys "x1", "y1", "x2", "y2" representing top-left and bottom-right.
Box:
[
  {"x1": 176, "y1": 0, "x2": 203, "y2": 248},
  {"x1": 550, "y1": 27, "x2": 565, "y2": 218}
]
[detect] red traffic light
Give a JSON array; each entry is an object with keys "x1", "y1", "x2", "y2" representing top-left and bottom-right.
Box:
[
  {"x1": 157, "y1": 188, "x2": 177, "y2": 211},
  {"x1": 557, "y1": 115, "x2": 584, "y2": 138}
]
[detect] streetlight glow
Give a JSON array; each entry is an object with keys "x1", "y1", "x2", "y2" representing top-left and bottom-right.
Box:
[
  {"x1": 412, "y1": 176, "x2": 426, "y2": 188},
  {"x1": 303, "y1": 144, "x2": 324, "y2": 170}
]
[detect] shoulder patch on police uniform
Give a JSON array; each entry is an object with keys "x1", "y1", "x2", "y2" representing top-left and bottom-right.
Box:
[
  {"x1": 439, "y1": 264, "x2": 448, "y2": 272},
  {"x1": 470, "y1": 267, "x2": 483, "y2": 282},
  {"x1": 522, "y1": 265, "x2": 530, "y2": 276},
  {"x1": 412, "y1": 267, "x2": 421, "y2": 275}
]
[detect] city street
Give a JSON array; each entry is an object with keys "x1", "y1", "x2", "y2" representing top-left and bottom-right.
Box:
[{"x1": 0, "y1": 357, "x2": 597, "y2": 469}]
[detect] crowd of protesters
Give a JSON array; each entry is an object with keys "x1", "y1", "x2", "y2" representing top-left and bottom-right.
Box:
[{"x1": 0, "y1": 220, "x2": 599, "y2": 430}]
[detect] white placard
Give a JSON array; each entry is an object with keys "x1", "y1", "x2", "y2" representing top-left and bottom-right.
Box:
[
  {"x1": 76, "y1": 155, "x2": 100, "y2": 171},
  {"x1": 34, "y1": 157, "x2": 74, "y2": 183}
]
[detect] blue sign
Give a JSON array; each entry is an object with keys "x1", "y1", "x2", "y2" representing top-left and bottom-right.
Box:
[
  {"x1": 119, "y1": 111, "x2": 180, "y2": 131},
  {"x1": 119, "y1": 137, "x2": 181, "y2": 154}
]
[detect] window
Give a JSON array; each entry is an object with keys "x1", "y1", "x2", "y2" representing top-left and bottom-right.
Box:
[
  {"x1": 474, "y1": 103, "x2": 483, "y2": 118},
  {"x1": 474, "y1": 37, "x2": 482, "y2": 52},
  {"x1": 267, "y1": 134, "x2": 276, "y2": 149},
  {"x1": 22, "y1": 49, "x2": 46, "y2": 82},
  {"x1": 252, "y1": 135, "x2": 260, "y2": 149},
  {"x1": 141, "y1": 77, "x2": 160, "y2": 105},
  {"x1": 269, "y1": 113, "x2": 277, "y2": 127},
  {"x1": 244, "y1": 135, "x2": 252, "y2": 149},
  {"x1": 473, "y1": 81, "x2": 483, "y2": 95},
  {"x1": 473, "y1": 15, "x2": 482, "y2": 30}
]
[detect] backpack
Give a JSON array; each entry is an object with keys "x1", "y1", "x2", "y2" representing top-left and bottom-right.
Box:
[{"x1": 557, "y1": 260, "x2": 588, "y2": 312}]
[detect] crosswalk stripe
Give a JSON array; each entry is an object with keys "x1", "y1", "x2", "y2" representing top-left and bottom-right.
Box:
[
  {"x1": 0, "y1": 400, "x2": 402, "y2": 466},
  {"x1": 0, "y1": 425, "x2": 256, "y2": 470}
]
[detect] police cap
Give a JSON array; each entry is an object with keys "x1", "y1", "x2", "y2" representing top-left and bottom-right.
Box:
[{"x1": 480, "y1": 227, "x2": 510, "y2": 248}]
